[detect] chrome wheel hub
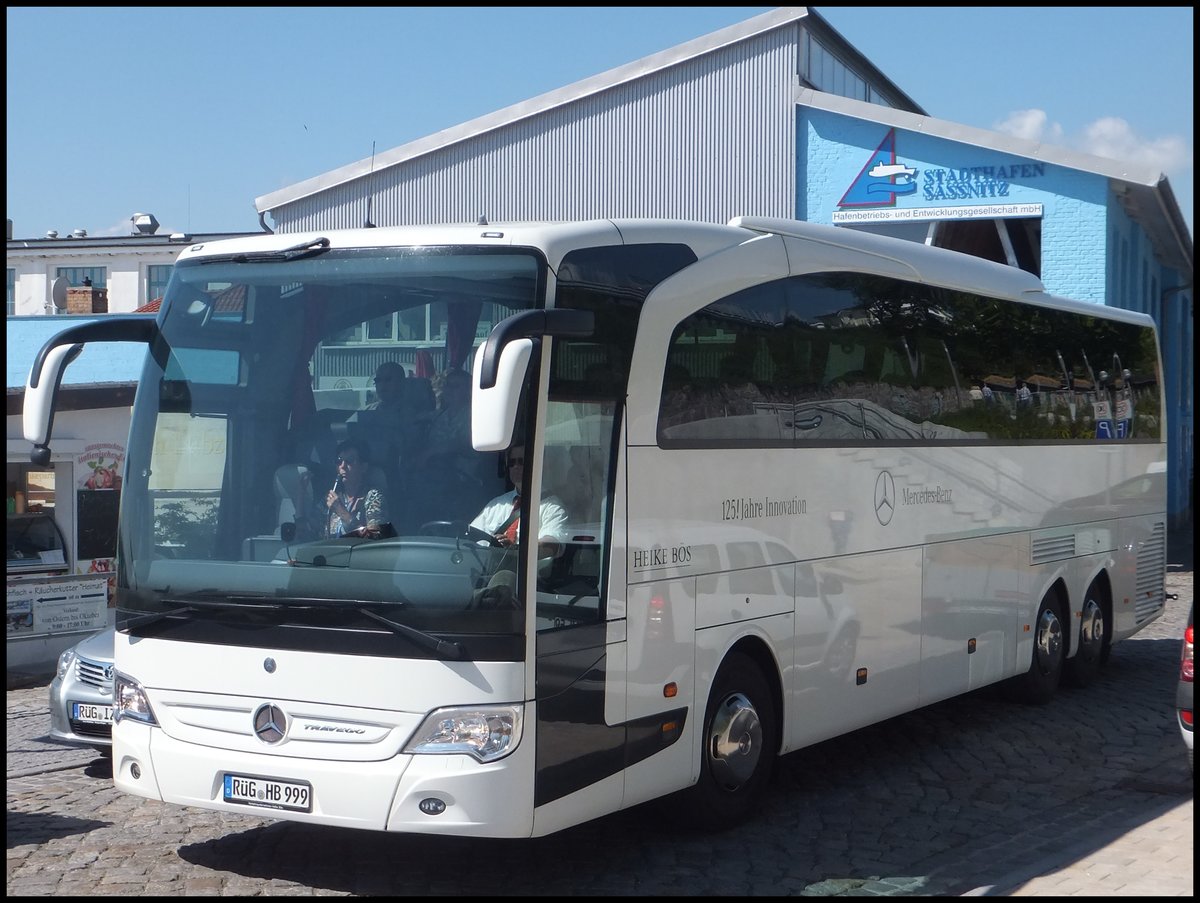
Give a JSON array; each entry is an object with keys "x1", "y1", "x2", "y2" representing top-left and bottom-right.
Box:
[
  {"x1": 1035, "y1": 606, "x2": 1064, "y2": 673},
  {"x1": 707, "y1": 692, "x2": 763, "y2": 790},
  {"x1": 1078, "y1": 598, "x2": 1104, "y2": 659}
]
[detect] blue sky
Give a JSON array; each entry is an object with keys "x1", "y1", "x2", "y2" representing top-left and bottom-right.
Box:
[{"x1": 6, "y1": 7, "x2": 1192, "y2": 239}]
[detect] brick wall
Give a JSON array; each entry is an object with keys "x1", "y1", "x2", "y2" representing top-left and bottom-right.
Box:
[{"x1": 66, "y1": 286, "x2": 108, "y2": 314}]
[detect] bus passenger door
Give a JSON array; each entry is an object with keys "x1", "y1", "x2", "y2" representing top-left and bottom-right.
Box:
[{"x1": 531, "y1": 399, "x2": 628, "y2": 830}]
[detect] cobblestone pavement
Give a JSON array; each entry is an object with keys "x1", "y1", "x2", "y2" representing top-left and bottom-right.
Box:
[{"x1": 7, "y1": 529, "x2": 1193, "y2": 896}]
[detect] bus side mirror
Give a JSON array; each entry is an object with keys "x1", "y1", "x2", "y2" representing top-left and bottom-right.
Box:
[
  {"x1": 23, "y1": 316, "x2": 159, "y2": 465},
  {"x1": 471, "y1": 309, "x2": 594, "y2": 452},
  {"x1": 472, "y1": 338, "x2": 534, "y2": 452},
  {"x1": 24, "y1": 343, "x2": 84, "y2": 465}
]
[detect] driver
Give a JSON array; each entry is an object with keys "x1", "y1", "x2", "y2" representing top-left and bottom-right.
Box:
[{"x1": 470, "y1": 443, "x2": 568, "y2": 556}]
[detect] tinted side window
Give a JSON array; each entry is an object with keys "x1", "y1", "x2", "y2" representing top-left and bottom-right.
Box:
[
  {"x1": 553, "y1": 243, "x2": 697, "y2": 399},
  {"x1": 658, "y1": 273, "x2": 1160, "y2": 446}
]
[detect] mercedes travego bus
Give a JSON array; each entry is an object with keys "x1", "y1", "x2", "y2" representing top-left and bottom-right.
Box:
[{"x1": 24, "y1": 217, "x2": 1166, "y2": 838}]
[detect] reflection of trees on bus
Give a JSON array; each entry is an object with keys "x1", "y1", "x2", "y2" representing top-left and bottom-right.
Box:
[{"x1": 658, "y1": 272, "x2": 1159, "y2": 446}]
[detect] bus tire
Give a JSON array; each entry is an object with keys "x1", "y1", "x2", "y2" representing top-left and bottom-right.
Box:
[
  {"x1": 1064, "y1": 583, "x2": 1108, "y2": 688},
  {"x1": 678, "y1": 652, "x2": 776, "y2": 830},
  {"x1": 1016, "y1": 591, "x2": 1066, "y2": 704}
]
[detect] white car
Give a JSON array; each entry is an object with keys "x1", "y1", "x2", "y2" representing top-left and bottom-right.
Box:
[{"x1": 48, "y1": 627, "x2": 115, "y2": 755}]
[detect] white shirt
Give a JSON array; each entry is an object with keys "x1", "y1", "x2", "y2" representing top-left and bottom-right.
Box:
[{"x1": 470, "y1": 489, "x2": 570, "y2": 543}]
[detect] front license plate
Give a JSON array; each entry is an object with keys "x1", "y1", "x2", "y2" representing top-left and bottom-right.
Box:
[
  {"x1": 223, "y1": 773, "x2": 312, "y2": 813},
  {"x1": 72, "y1": 702, "x2": 113, "y2": 724}
]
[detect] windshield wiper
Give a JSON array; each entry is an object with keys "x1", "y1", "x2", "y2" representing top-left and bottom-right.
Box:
[
  {"x1": 356, "y1": 608, "x2": 466, "y2": 661},
  {"x1": 224, "y1": 594, "x2": 466, "y2": 661},
  {"x1": 122, "y1": 605, "x2": 200, "y2": 630},
  {"x1": 123, "y1": 593, "x2": 243, "y2": 629},
  {"x1": 129, "y1": 592, "x2": 466, "y2": 660},
  {"x1": 199, "y1": 236, "x2": 332, "y2": 265},
  {"x1": 247, "y1": 595, "x2": 466, "y2": 661}
]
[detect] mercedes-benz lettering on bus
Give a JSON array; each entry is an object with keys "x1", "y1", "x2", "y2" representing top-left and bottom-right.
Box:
[{"x1": 24, "y1": 218, "x2": 1166, "y2": 837}]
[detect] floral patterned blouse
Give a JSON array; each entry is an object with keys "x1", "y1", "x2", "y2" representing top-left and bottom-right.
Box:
[{"x1": 327, "y1": 487, "x2": 387, "y2": 537}]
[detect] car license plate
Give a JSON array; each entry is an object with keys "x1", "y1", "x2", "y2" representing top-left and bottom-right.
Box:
[
  {"x1": 72, "y1": 702, "x2": 113, "y2": 724},
  {"x1": 223, "y1": 773, "x2": 312, "y2": 813}
]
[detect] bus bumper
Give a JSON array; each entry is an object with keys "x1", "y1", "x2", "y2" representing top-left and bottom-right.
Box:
[{"x1": 113, "y1": 718, "x2": 537, "y2": 837}]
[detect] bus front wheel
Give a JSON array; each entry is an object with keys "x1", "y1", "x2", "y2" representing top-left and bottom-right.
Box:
[{"x1": 678, "y1": 652, "x2": 776, "y2": 830}]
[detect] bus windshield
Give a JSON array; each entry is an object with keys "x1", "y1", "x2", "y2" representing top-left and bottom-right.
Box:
[{"x1": 117, "y1": 245, "x2": 548, "y2": 656}]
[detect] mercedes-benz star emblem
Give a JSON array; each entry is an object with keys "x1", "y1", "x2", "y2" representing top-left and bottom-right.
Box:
[
  {"x1": 253, "y1": 703, "x2": 288, "y2": 744},
  {"x1": 874, "y1": 470, "x2": 896, "y2": 526}
]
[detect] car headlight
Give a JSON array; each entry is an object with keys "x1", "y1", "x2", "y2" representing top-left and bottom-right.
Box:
[
  {"x1": 113, "y1": 671, "x2": 158, "y2": 726},
  {"x1": 404, "y1": 705, "x2": 523, "y2": 763},
  {"x1": 56, "y1": 647, "x2": 77, "y2": 681}
]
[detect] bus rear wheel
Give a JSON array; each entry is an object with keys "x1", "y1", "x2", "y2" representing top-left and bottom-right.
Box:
[
  {"x1": 1064, "y1": 585, "x2": 1108, "y2": 688},
  {"x1": 1015, "y1": 592, "x2": 1066, "y2": 704},
  {"x1": 677, "y1": 652, "x2": 776, "y2": 830}
]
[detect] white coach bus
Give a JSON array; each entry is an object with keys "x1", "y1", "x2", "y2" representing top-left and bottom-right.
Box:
[{"x1": 24, "y1": 217, "x2": 1166, "y2": 838}]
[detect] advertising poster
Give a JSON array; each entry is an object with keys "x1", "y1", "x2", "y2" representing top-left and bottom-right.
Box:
[
  {"x1": 76, "y1": 442, "x2": 125, "y2": 491},
  {"x1": 5, "y1": 575, "x2": 108, "y2": 636}
]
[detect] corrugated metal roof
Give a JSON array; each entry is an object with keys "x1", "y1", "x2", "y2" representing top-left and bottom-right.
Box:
[
  {"x1": 269, "y1": 29, "x2": 805, "y2": 232},
  {"x1": 255, "y1": 7, "x2": 832, "y2": 216},
  {"x1": 6, "y1": 315, "x2": 147, "y2": 391}
]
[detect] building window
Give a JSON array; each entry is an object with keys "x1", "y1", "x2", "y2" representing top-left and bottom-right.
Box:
[
  {"x1": 55, "y1": 266, "x2": 107, "y2": 289},
  {"x1": 801, "y1": 28, "x2": 901, "y2": 109},
  {"x1": 53, "y1": 266, "x2": 108, "y2": 315},
  {"x1": 867, "y1": 85, "x2": 894, "y2": 109},
  {"x1": 8, "y1": 462, "x2": 57, "y2": 513},
  {"x1": 147, "y1": 264, "x2": 173, "y2": 306},
  {"x1": 6, "y1": 268, "x2": 14, "y2": 316},
  {"x1": 801, "y1": 30, "x2": 871, "y2": 105}
]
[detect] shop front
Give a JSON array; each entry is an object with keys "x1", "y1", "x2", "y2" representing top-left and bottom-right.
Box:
[{"x1": 7, "y1": 419, "x2": 129, "y2": 681}]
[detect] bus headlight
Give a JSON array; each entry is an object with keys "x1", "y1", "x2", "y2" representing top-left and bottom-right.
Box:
[
  {"x1": 113, "y1": 671, "x2": 158, "y2": 726},
  {"x1": 404, "y1": 705, "x2": 523, "y2": 762}
]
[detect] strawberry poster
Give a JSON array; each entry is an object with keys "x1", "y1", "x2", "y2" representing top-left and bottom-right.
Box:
[{"x1": 77, "y1": 442, "x2": 125, "y2": 491}]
